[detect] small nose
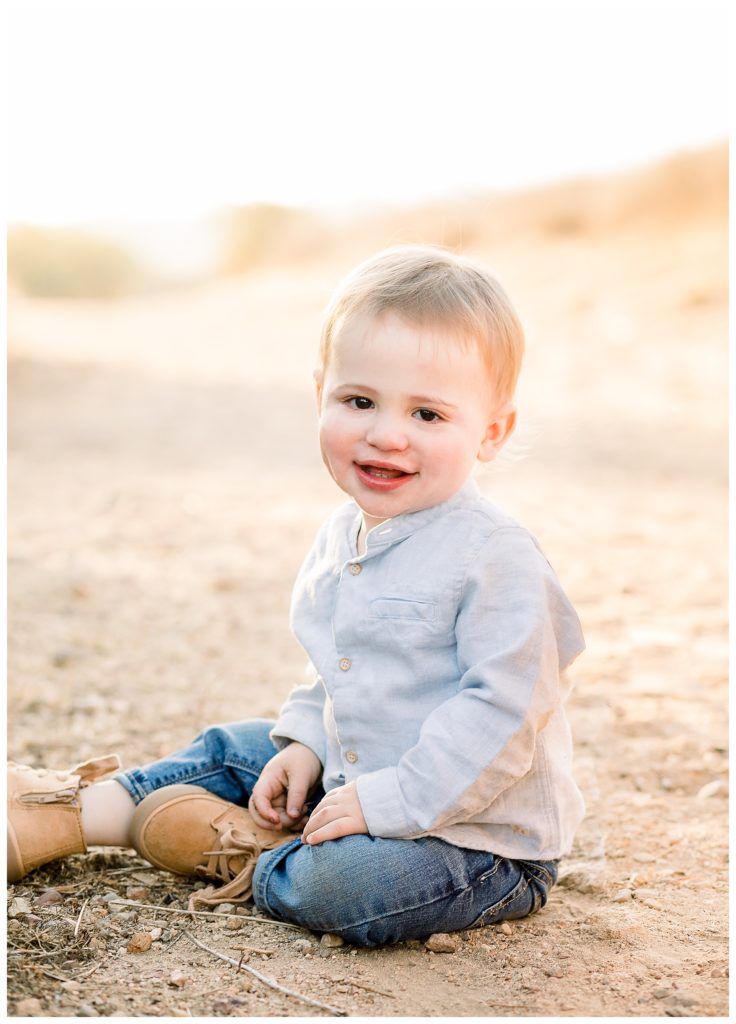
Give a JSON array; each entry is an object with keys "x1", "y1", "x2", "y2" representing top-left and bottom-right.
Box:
[{"x1": 365, "y1": 412, "x2": 409, "y2": 451}]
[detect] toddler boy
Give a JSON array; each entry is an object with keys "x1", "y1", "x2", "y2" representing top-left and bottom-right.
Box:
[{"x1": 8, "y1": 246, "x2": 585, "y2": 947}]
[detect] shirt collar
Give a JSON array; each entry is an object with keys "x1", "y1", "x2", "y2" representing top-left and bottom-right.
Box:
[{"x1": 355, "y1": 477, "x2": 482, "y2": 554}]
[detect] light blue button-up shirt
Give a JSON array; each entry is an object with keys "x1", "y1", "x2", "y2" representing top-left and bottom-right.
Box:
[{"x1": 271, "y1": 479, "x2": 586, "y2": 860}]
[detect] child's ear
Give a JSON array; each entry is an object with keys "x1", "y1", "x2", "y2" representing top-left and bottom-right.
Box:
[
  {"x1": 313, "y1": 368, "x2": 324, "y2": 410},
  {"x1": 477, "y1": 404, "x2": 516, "y2": 463}
]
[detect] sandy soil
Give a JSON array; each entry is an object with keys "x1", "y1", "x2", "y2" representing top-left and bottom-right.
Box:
[{"x1": 7, "y1": 146, "x2": 729, "y2": 1017}]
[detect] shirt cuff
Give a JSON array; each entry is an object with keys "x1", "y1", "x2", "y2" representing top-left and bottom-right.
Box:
[
  {"x1": 356, "y1": 767, "x2": 420, "y2": 838},
  {"x1": 269, "y1": 716, "x2": 326, "y2": 766}
]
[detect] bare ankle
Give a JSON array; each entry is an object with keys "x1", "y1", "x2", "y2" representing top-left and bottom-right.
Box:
[{"x1": 79, "y1": 780, "x2": 136, "y2": 847}]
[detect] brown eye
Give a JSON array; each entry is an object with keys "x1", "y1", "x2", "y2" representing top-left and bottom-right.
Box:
[
  {"x1": 415, "y1": 408, "x2": 441, "y2": 422},
  {"x1": 347, "y1": 396, "x2": 373, "y2": 410}
]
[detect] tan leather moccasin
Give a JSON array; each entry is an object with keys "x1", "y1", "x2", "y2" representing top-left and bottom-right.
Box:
[
  {"x1": 7, "y1": 754, "x2": 122, "y2": 882},
  {"x1": 128, "y1": 784, "x2": 296, "y2": 910}
]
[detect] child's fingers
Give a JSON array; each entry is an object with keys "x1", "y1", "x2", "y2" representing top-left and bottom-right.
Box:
[
  {"x1": 285, "y1": 778, "x2": 310, "y2": 819},
  {"x1": 302, "y1": 813, "x2": 361, "y2": 845},
  {"x1": 248, "y1": 787, "x2": 283, "y2": 828}
]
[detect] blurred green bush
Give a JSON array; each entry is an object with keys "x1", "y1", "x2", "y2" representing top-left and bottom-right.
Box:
[
  {"x1": 218, "y1": 203, "x2": 326, "y2": 273},
  {"x1": 7, "y1": 225, "x2": 149, "y2": 298}
]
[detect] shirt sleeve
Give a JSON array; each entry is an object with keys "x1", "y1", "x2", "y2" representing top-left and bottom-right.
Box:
[
  {"x1": 269, "y1": 663, "x2": 327, "y2": 766},
  {"x1": 356, "y1": 526, "x2": 585, "y2": 838}
]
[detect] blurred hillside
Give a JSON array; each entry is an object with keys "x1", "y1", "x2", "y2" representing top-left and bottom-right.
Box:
[{"x1": 7, "y1": 142, "x2": 727, "y2": 298}]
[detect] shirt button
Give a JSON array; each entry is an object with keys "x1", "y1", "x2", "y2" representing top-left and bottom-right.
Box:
[
  {"x1": 345, "y1": 750, "x2": 359, "y2": 764},
  {"x1": 349, "y1": 563, "x2": 362, "y2": 575},
  {"x1": 339, "y1": 658, "x2": 352, "y2": 671}
]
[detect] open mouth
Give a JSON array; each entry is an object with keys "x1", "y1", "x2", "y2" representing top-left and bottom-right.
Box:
[
  {"x1": 359, "y1": 465, "x2": 407, "y2": 479},
  {"x1": 354, "y1": 462, "x2": 415, "y2": 489}
]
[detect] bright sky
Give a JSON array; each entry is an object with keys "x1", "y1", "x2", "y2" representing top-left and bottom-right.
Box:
[{"x1": 7, "y1": 0, "x2": 729, "y2": 225}]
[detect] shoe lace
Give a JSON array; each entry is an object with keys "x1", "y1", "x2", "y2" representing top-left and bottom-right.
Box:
[
  {"x1": 189, "y1": 820, "x2": 296, "y2": 912},
  {"x1": 189, "y1": 824, "x2": 263, "y2": 910}
]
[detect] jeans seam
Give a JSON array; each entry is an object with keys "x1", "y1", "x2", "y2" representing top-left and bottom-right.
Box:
[
  {"x1": 477, "y1": 858, "x2": 503, "y2": 884},
  {"x1": 471, "y1": 875, "x2": 530, "y2": 928}
]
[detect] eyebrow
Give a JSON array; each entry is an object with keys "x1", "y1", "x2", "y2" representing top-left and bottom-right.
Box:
[{"x1": 409, "y1": 395, "x2": 459, "y2": 411}]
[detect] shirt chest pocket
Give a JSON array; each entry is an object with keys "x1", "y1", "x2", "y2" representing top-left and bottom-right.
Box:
[
  {"x1": 368, "y1": 595, "x2": 452, "y2": 649},
  {"x1": 370, "y1": 597, "x2": 437, "y2": 621}
]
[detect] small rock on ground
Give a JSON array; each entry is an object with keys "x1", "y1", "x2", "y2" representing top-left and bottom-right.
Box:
[
  {"x1": 15, "y1": 998, "x2": 44, "y2": 1015},
  {"x1": 425, "y1": 933, "x2": 458, "y2": 953},
  {"x1": 613, "y1": 888, "x2": 633, "y2": 902},
  {"x1": 127, "y1": 932, "x2": 153, "y2": 953},
  {"x1": 8, "y1": 897, "x2": 33, "y2": 917}
]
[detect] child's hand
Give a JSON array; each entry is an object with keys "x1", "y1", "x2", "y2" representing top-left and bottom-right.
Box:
[
  {"x1": 302, "y1": 781, "x2": 368, "y2": 845},
  {"x1": 249, "y1": 742, "x2": 322, "y2": 832}
]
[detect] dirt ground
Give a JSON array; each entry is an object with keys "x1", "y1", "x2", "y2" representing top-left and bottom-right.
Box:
[{"x1": 7, "y1": 147, "x2": 729, "y2": 1017}]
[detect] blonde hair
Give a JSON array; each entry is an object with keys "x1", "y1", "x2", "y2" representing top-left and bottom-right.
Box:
[{"x1": 319, "y1": 245, "x2": 525, "y2": 403}]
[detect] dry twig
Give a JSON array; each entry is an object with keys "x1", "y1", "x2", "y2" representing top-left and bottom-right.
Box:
[
  {"x1": 74, "y1": 897, "x2": 90, "y2": 938},
  {"x1": 183, "y1": 930, "x2": 347, "y2": 1016},
  {"x1": 107, "y1": 898, "x2": 304, "y2": 930}
]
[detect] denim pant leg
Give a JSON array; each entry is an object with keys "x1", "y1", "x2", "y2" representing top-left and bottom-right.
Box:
[
  {"x1": 253, "y1": 833, "x2": 558, "y2": 947},
  {"x1": 113, "y1": 719, "x2": 280, "y2": 806}
]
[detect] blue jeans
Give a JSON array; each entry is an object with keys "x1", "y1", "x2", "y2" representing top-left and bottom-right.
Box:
[{"x1": 115, "y1": 719, "x2": 558, "y2": 947}]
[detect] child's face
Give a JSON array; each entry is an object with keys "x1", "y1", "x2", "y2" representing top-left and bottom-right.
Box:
[{"x1": 315, "y1": 312, "x2": 515, "y2": 531}]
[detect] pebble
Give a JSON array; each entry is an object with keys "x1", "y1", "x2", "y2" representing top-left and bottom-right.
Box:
[
  {"x1": 225, "y1": 918, "x2": 243, "y2": 930},
  {"x1": 696, "y1": 779, "x2": 723, "y2": 799},
  {"x1": 612, "y1": 888, "x2": 633, "y2": 902},
  {"x1": 77, "y1": 1005, "x2": 99, "y2": 1017},
  {"x1": 653, "y1": 988, "x2": 671, "y2": 999},
  {"x1": 557, "y1": 868, "x2": 602, "y2": 894},
  {"x1": 632, "y1": 853, "x2": 657, "y2": 864},
  {"x1": 544, "y1": 966, "x2": 566, "y2": 978},
  {"x1": 126, "y1": 886, "x2": 149, "y2": 901},
  {"x1": 320, "y1": 933, "x2": 345, "y2": 948},
  {"x1": 8, "y1": 897, "x2": 33, "y2": 917},
  {"x1": 60, "y1": 980, "x2": 82, "y2": 992},
  {"x1": 640, "y1": 898, "x2": 665, "y2": 911},
  {"x1": 425, "y1": 933, "x2": 458, "y2": 953},
  {"x1": 112, "y1": 911, "x2": 137, "y2": 923},
  {"x1": 36, "y1": 887, "x2": 64, "y2": 906},
  {"x1": 292, "y1": 938, "x2": 314, "y2": 954},
  {"x1": 669, "y1": 993, "x2": 698, "y2": 1007},
  {"x1": 127, "y1": 932, "x2": 153, "y2": 953},
  {"x1": 149, "y1": 927, "x2": 163, "y2": 940},
  {"x1": 215, "y1": 903, "x2": 236, "y2": 914},
  {"x1": 15, "y1": 998, "x2": 44, "y2": 1015},
  {"x1": 499, "y1": 922, "x2": 514, "y2": 936},
  {"x1": 169, "y1": 969, "x2": 190, "y2": 988}
]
